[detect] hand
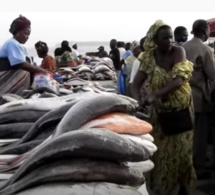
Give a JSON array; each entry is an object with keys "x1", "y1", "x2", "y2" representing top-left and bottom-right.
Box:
[{"x1": 143, "y1": 94, "x2": 156, "y2": 106}]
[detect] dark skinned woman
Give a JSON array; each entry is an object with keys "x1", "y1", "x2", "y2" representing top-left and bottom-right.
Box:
[
  {"x1": 35, "y1": 41, "x2": 57, "y2": 73},
  {"x1": 0, "y1": 15, "x2": 48, "y2": 97},
  {"x1": 132, "y1": 20, "x2": 196, "y2": 195}
]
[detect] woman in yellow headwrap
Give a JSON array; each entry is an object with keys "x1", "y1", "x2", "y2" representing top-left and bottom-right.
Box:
[{"x1": 132, "y1": 20, "x2": 196, "y2": 195}]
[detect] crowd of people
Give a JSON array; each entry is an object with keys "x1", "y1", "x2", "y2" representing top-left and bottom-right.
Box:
[
  {"x1": 131, "y1": 19, "x2": 215, "y2": 195},
  {"x1": 0, "y1": 15, "x2": 215, "y2": 195}
]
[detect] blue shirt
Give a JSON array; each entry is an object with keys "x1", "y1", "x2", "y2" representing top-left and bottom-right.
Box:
[
  {"x1": 0, "y1": 38, "x2": 27, "y2": 66},
  {"x1": 122, "y1": 50, "x2": 132, "y2": 60}
]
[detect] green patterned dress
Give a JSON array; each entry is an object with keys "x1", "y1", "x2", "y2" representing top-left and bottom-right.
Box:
[{"x1": 139, "y1": 50, "x2": 197, "y2": 195}]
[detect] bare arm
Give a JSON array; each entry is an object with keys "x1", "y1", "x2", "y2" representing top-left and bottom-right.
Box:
[
  {"x1": 173, "y1": 46, "x2": 186, "y2": 64},
  {"x1": 19, "y1": 62, "x2": 48, "y2": 74},
  {"x1": 154, "y1": 77, "x2": 184, "y2": 99},
  {"x1": 154, "y1": 46, "x2": 186, "y2": 97},
  {"x1": 144, "y1": 47, "x2": 186, "y2": 105},
  {"x1": 131, "y1": 70, "x2": 147, "y2": 104}
]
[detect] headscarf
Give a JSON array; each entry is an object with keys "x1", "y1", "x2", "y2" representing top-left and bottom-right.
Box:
[
  {"x1": 35, "y1": 41, "x2": 49, "y2": 54},
  {"x1": 143, "y1": 20, "x2": 169, "y2": 51},
  {"x1": 131, "y1": 40, "x2": 139, "y2": 52},
  {"x1": 9, "y1": 15, "x2": 31, "y2": 35}
]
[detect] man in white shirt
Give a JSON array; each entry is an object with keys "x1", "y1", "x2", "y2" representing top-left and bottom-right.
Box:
[
  {"x1": 129, "y1": 59, "x2": 140, "y2": 84},
  {"x1": 117, "y1": 41, "x2": 126, "y2": 60},
  {"x1": 129, "y1": 37, "x2": 146, "y2": 84},
  {"x1": 72, "y1": 43, "x2": 80, "y2": 57}
]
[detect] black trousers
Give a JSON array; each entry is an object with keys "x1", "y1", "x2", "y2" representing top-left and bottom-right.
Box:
[{"x1": 193, "y1": 112, "x2": 215, "y2": 174}]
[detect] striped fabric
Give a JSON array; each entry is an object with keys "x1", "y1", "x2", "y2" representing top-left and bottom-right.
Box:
[{"x1": 0, "y1": 69, "x2": 30, "y2": 99}]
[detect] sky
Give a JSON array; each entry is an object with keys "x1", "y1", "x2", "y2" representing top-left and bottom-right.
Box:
[{"x1": 0, "y1": 0, "x2": 215, "y2": 48}]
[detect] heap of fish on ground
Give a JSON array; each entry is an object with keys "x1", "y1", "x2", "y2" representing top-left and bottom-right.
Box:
[
  {"x1": 0, "y1": 91, "x2": 156, "y2": 195},
  {"x1": 58, "y1": 57, "x2": 117, "y2": 81}
]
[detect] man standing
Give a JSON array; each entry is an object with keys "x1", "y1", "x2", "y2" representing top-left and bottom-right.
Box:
[
  {"x1": 182, "y1": 19, "x2": 215, "y2": 179},
  {"x1": 109, "y1": 39, "x2": 120, "y2": 70},
  {"x1": 174, "y1": 26, "x2": 188, "y2": 46},
  {"x1": 109, "y1": 39, "x2": 121, "y2": 93}
]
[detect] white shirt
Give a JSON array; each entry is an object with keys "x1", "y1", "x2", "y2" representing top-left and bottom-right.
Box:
[
  {"x1": 72, "y1": 49, "x2": 79, "y2": 57},
  {"x1": 129, "y1": 59, "x2": 140, "y2": 83},
  {"x1": 118, "y1": 47, "x2": 126, "y2": 60}
]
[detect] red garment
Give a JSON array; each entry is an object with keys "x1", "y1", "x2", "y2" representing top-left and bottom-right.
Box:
[{"x1": 41, "y1": 56, "x2": 57, "y2": 71}]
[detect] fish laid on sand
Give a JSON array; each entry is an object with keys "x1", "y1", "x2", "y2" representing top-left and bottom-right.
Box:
[
  {"x1": 0, "y1": 123, "x2": 33, "y2": 139},
  {"x1": 18, "y1": 92, "x2": 106, "y2": 144},
  {"x1": 15, "y1": 182, "x2": 142, "y2": 195},
  {"x1": 126, "y1": 160, "x2": 155, "y2": 174},
  {"x1": 1, "y1": 129, "x2": 152, "y2": 189},
  {"x1": 0, "y1": 94, "x2": 81, "y2": 124},
  {"x1": 119, "y1": 134, "x2": 157, "y2": 156},
  {"x1": 0, "y1": 93, "x2": 86, "y2": 115},
  {"x1": 54, "y1": 94, "x2": 138, "y2": 137},
  {"x1": 18, "y1": 100, "x2": 80, "y2": 145},
  {"x1": 0, "y1": 159, "x2": 145, "y2": 195},
  {"x1": 0, "y1": 140, "x2": 43, "y2": 155},
  {"x1": 0, "y1": 94, "x2": 23, "y2": 103}
]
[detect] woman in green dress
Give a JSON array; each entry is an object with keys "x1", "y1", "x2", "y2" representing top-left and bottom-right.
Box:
[{"x1": 132, "y1": 20, "x2": 196, "y2": 195}]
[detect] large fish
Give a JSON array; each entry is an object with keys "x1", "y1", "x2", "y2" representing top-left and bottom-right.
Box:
[
  {"x1": 0, "y1": 132, "x2": 156, "y2": 169},
  {"x1": 0, "y1": 173, "x2": 12, "y2": 180},
  {"x1": 140, "y1": 134, "x2": 154, "y2": 142},
  {"x1": 0, "y1": 92, "x2": 100, "y2": 124},
  {"x1": 24, "y1": 87, "x2": 58, "y2": 99},
  {"x1": 0, "y1": 159, "x2": 144, "y2": 195},
  {"x1": 0, "y1": 123, "x2": 33, "y2": 139},
  {"x1": 126, "y1": 160, "x2": 155, "y2": 174},
  {"x1": 0, "y1": 94, "x2": 137, "y2": 167},
  {"x1": 80, "y1": 113, "x2": 152, "y2": 135},
  {"x1": 1, "y1": 129, "x2": 151, "y2": 189},
  {"x1": 15, "y1": 182, "x2": 142, "y2": 195},
  {"x1": 0, "y1": 140, "x2": 43, "y2": 155},
  {"x1": 119, "y1": 134, "x2": 157, "y2": 156},
  {"x1": 54, "y1": 94, "x2": 138, "y2": 137},
  {"x1": 0, "y1": 155, "x2": 19, "y2": 167},
  {"x1": 0, "y1": 93, "x2": 85, "y2": 115},
  {"x1": 0, "y1": 139, "x2": 19, "y2": 147},
  {"x1": 94, "y1": 65, "x2": 111, "y2": 74},
  {"x1": 0, "y1": 110, "x2": 48, "y2": 124},
  {"x1": 0, "y1": 94, "x2": 23, "y2": 103},
  {"x1": 18, "y1": 92, "x2": 102, "y2": 144},
  {"x1": 33, "y1": 93, "x2": 59, "y2": 99},
  {"x1": 0, "y1": 123, "x2": 56, "y2": 152},
  {"x1": 77, "y1": 66, "x2": 93, "y2": 74},
  {"x1": 59, "y1": 88, "x2": 73, "y2": 95}
]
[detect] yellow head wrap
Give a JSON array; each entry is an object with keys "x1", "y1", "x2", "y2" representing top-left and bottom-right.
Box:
[
  {"x1": 143, "y1": 20, "x2": 170, "y2": 51},
  {"x1": 138, "y1": 20, "x2": 170, "y2": 71}
]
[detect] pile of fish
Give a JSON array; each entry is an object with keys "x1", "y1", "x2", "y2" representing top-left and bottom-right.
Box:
[
  {"x1": 58, "y1": 57, "x2": 117, "y2": 81},
  {"x1": 2, "y1": 81, "x2": 116, "y2": 100},
  {"x1": 0, "y1": 91, "x2": 156, "y2": 195}
]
